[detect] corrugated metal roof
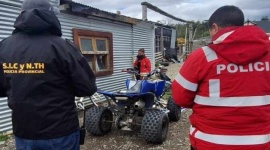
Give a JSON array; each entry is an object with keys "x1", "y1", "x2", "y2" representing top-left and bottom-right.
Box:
[
  {"x1": 60, "y1": 0, "x2": 176, "y2": 30},
  {"x1": 60, "y1": 0, "x2": 138, "y2": 24}
]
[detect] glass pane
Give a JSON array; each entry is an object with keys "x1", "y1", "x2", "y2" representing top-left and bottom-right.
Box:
[
  {"x1": 96, "y1": 39, "x2": 107, "y2": 51},
  {"x1": 163, "y1": 37, "x2": 166, "y2": 41},
  {"x1": 83, "y1": 55, "x2": 93, "y2": 69},
  {"x1": 96, "y1": 54, "x2": 107, "y2": 71},
  {"x1": 80, "y1": 38, "x2": 93, "y2": 51}
]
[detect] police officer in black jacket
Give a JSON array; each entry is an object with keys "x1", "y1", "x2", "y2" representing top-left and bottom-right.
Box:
[{"x1": 0, "y1": 0, "x2": 97, "y2": 149}]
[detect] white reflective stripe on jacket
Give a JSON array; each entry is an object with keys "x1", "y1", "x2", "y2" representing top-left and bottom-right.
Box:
[
  {"x1": 174, "y1": 72, "x2": 198, "y2": 91},
  {"x1": 194, "y1": 95, "x2": 270, "y2": 107},
  {"x1": 190, "y1": 126, "x2": 270, "y2": 145}
]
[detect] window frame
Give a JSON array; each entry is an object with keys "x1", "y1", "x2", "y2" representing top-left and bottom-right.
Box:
[
  {"x1": 73, "y1": 29, "x2": 113, "y2": 77},
  {"x1": 155, "y1": 35, "x2": 161, "y2": 53}
]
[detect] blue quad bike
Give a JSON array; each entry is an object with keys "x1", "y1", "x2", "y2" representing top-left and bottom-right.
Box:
[{"x1": 84, "y1": 68, "x2": 181, "y2": 144}]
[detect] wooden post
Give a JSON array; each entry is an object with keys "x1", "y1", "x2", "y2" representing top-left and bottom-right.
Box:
[{"x1": 188, "y1": 23, "x2": 193, "y2": 54}]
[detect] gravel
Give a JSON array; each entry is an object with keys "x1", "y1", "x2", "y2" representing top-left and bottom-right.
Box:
[
  {"x1": 0, "y1": 135, "x2": 15, "y2": 150},
  {"x1": 0, "y1": 63, "x2": 192, "y2": 150}
]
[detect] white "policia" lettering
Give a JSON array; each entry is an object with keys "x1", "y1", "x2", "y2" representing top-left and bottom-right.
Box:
[{"x1": 217, "y1": 62, "x2": 270, "y2": 74}]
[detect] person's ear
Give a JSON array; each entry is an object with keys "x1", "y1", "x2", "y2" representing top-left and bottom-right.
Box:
[
  {"x1": 212, "y1": 23, "x2": 219, "y2": 33},
  {"x1": 209, "y1": 23, "x2": 219, "y2": 37}
]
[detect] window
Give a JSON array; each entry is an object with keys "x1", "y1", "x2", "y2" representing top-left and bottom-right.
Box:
[
  {"x1": 73, "y1": 29, "x2": 113, "y2": 76},
  {"x1": 155, "y1": 35, "x2": 160, "y2": 53}
]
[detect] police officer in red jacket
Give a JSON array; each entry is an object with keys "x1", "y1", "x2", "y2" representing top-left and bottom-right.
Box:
[
  {"x1": 172, "y1": 5, "x2": 270, "y2": 150},
  {"x1": 133, "y1": 48, "x2": 151, "y2": 80}
]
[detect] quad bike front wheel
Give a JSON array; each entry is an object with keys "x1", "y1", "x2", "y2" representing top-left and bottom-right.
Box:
[
  {"x1": 167, "y1": 96, "x2": 181, "y2": 121},
  {"x1": 141, "y1": 110, "x2": 169, "y2": 144},
  {"x1": 85, "y1": 106, "x2": 113, "y2": 135}
]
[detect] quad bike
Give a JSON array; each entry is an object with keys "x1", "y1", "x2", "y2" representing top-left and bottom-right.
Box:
[
  {"x1": 122, "y1": 67, "x2": 180, "y2": 121},
  {"x1": 83, "y1": 68, "x2": 181, "y2": 144}
]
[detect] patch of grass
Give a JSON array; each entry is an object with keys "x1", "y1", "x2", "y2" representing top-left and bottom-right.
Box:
[
  {"x1": 162, "y1": 91, "x2": 171, "y2": 100},
  {"x1": 0, "y1": 133, "x2": 9, "y2": 142}
]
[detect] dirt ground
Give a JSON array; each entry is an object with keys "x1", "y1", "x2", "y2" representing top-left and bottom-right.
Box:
[{"x1": 1, "y1": 63, "x2": 193, "y2": 150}]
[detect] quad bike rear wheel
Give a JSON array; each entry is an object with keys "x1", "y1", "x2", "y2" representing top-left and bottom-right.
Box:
[
  {"x1": 85, "y1": 106, "x2": 113, "y2": 135},
  {"x1": 141, "y1": 110, "x2": 169, "y2": 144},
  {"x1": 167, "y1": 96, "x2": 181, "y2": 121}
]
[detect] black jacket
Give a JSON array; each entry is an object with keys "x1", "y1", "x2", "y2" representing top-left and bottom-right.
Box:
[{"x1": 0, "y1": 9, "x2": 97, "y2": 139}]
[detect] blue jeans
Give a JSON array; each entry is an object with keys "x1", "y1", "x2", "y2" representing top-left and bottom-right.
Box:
[{"x1": 15, "y1": 130, "x2": 80, "y2": 150}]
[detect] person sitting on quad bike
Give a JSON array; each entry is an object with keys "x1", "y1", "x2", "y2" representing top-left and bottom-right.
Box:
[{"x1": 133, "y1": 48, "x2": 151, "y2": 80}]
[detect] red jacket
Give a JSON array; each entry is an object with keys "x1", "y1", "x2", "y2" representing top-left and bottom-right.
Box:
[
  {"x1": 172, "y1": 26, "x2": 270, "y2": 150},
  {"x1": 133, "y1": 57, "x2": 151, "y2": 74}
]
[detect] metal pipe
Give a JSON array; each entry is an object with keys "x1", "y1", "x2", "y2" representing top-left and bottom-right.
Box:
[
  {"x1": 141, "y1": 2, "x2": 190, "y2": 23},
  {"x1": 142, "y1": 5, "x2": 147, "y2": 21}
]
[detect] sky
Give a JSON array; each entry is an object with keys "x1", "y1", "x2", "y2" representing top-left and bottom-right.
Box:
[{"x1": 72, "y1": 0, "x2": 270, "y2": 24}]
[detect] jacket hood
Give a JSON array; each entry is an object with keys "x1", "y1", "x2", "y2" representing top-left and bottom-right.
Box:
[
  {"x1": 13, "y1": 9, "x2": 62, "y2": 36},
  {"x1": 208, "y1": 26, "x2": 270, "y2": 65}
]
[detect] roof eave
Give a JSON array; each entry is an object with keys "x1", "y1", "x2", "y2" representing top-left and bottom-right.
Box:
[{"x1": 60, "y1": 1, "x2": 138, "y2": 24}]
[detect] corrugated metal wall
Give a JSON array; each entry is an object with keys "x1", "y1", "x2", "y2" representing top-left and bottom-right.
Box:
[
  {"x1": 58, "y1": 13, "x2": 134, "y2": 92},
  {"x1": 59, "y1": 14, "x2": 154, "y2": 92},
  {"x1": 0, "y1": 4, "x2": 20, "y2": 40},
  {"x1": 0, "y1": 97, "x2": 11, "y2": 134},
  {"x1": 0, "y1": 1, "x2": 154, "y2": 134}
]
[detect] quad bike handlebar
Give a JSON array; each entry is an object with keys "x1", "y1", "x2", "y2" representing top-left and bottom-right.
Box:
[
  {"x1": 122, "y1": 67, "x2": 168, "y2": 79},
  {"x1": 121, "y1": 68, "x2": 140, "y2": 75},
  {"x1": 121, "y1": 68, "x2": 149, "y2": 78}
]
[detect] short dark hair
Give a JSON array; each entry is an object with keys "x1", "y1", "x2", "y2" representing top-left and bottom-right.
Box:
[
  {"x1": 208, "y1": 5, "x2": 244, "y2": 29},
  {"x1": 138, "y1": 48, "x2": 145, "y2": 53}
]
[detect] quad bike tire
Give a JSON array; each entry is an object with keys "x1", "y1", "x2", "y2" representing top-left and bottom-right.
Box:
[
  {"x1": 167, "y1": 96, "x2": 181, "y2": 121},
  {"x1": 141, "y1": 110, "x2": 169, "y2": 144},
  {"x1": 85, "y1": 106, "x2": 113, "y2": 136}
]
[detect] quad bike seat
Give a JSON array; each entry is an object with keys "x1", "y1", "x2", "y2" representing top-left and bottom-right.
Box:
[
  {"x1": 118, "y1": 80, "x2": 143, "y2": 94},
  {"x1": 118, "y1": 79, "x2": 164, "y2": 97}
]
